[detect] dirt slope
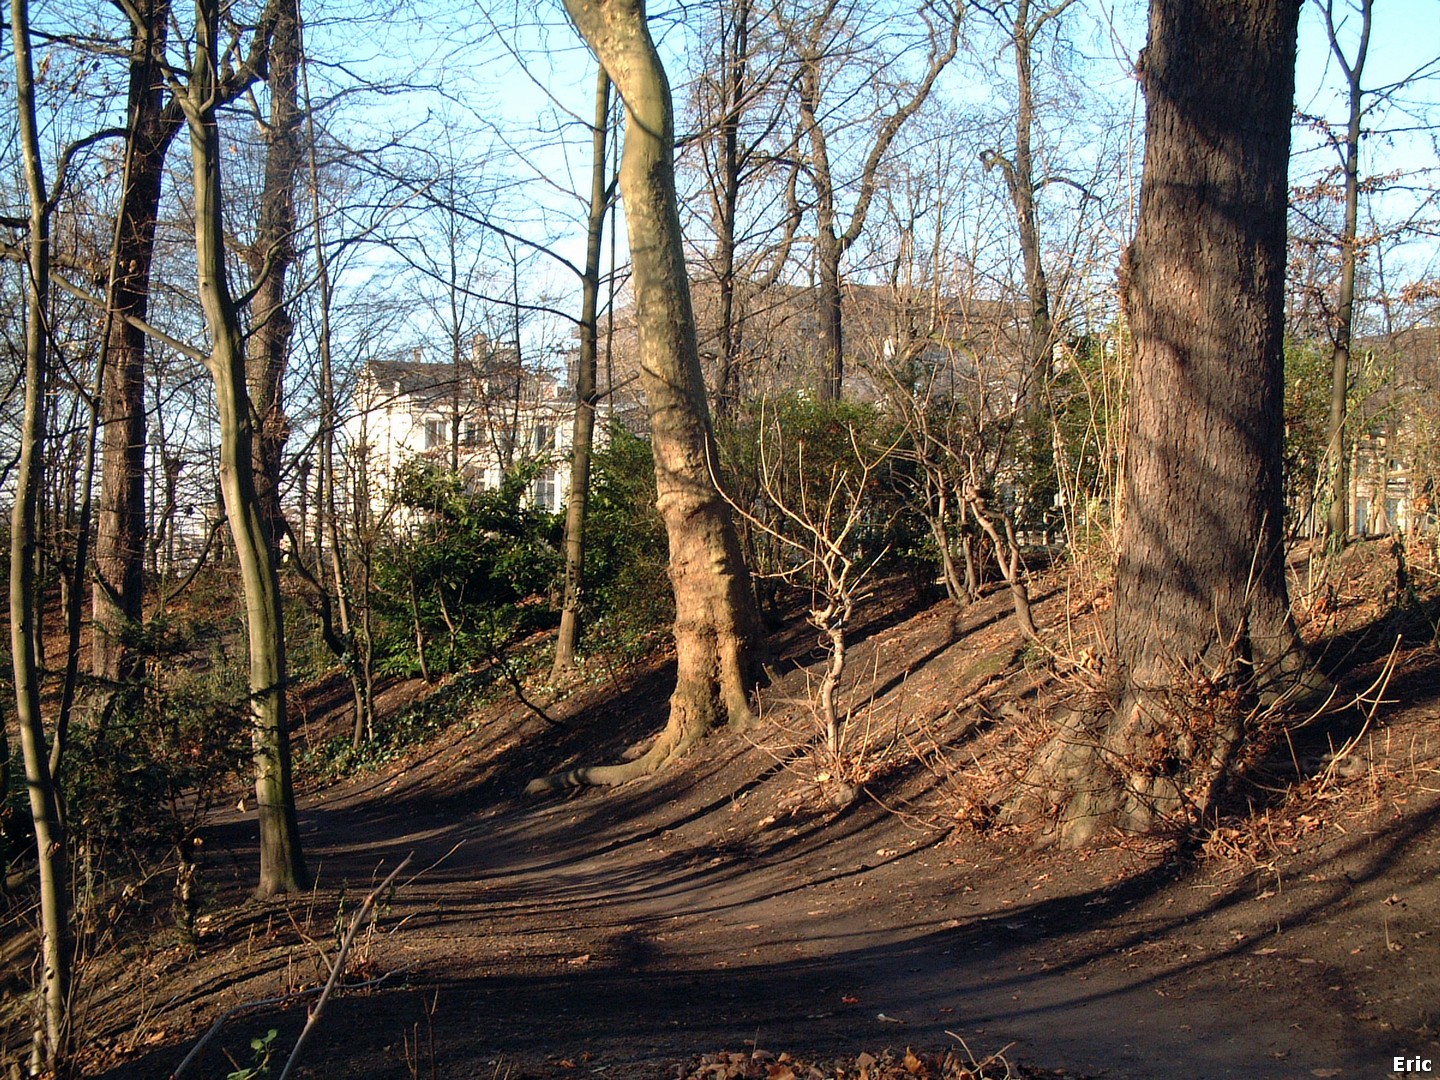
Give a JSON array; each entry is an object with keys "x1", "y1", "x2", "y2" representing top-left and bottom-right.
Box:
[{"x1": 74, "y1": 554, "x2": 1440, "y2": 1080}]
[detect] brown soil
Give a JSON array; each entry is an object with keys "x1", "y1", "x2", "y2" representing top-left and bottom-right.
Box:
[{"x1": 44, "y1": 545, "x2": 1440, "y2": 1079}]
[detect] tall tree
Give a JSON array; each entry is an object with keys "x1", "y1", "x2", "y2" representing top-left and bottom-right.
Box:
[
  {"x1": 1318, "y1": 0, "x2": 1371, "y2": 547},
  {"x1": 11, "y1": 0, "x2": 71, "y2": 1063},
  {"x1": 93, "y1": 0, "x2": 182, "y2": 699},
  {"x1": 785, "y1": 0, "x2": 960, "y2": 400},
  {"x1": 684, "y1": 0, "x2": 797, "y2": 416},
  {"x1": 1025, "y1": 0, "x2": 1318, "y2": 845},
  {"x1": 245, "y1": 0, "x2": 302, "y2": 556},
  {"x1": 529, "y1": 0, "x2": 762, "y2": 790},
  {"x1": 978, "y1": 0, "x2": 1074, "y2": 406},
  {"x1": 183, "y1": 0, "x2": 308, "y2": 894},
  {"x1": 553, "y1": 67, "x2": 612, "y2": 674}
]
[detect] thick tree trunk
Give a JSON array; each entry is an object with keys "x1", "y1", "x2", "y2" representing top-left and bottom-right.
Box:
[
  {"x1": 11, "y1": 0, "x2": 70, "y2": 1065},
  {"x1": 529, "y1": 0, "x2": 761, "y2": 792},
  {"x1": 1022, "y1": 0, "x2": 1316, "y2": 846},
  {"x1": 245, "y1": 0, "x2": 300, "y2": 557},
  {"x1": 94, "y1": 0, "x2": 181, "y2": 695},
  {"x1": 187, "y1": 0, "x2": 307, "y2": 894},
  {"x1": 554, "y1": 68, "x2": 611, "y2": 675}
]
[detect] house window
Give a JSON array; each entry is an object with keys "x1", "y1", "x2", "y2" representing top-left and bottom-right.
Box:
[
  {"x1": 534, "y1": 468, "x2": 556, "y2": 512},
  {"x1": 424, "y1": 419, "x2": 447, "y2": 449},
  {"x1": 461, "y1": 420, "x2": 481, "y2": 447},
  {"x1": 534, "y1": 423, "x2": 554, "y2": 453}
]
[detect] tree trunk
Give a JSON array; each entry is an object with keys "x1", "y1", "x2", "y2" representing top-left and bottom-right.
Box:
[
  {"x1": 711, "y1": 0, "x2": 749, "y2": 419},
  {"x1": 298, "y1": 20, "x2": 374, "y2": 746},
  {"x1": 981, "y1": 0, "x2": 1066, "y2": 405},
  {"x1": 186, "y1": 0, "x2": 307, "y2": 894},
  {"x1": 1022, "y1": 0, "x2": 1316, "y2": 846},
  {"x1": 529, "y1": 0, "x2": 761, "y2": 792},
  {"x1": 245, "y1": 0, "x2": 300, "y2": 558},
  {"x1": 10, "y1": 0, "x2": 71, "y2": 1064},
  {"x1": 1321, "y1": 0, "x2": 1371, "y2": 549},
  {"x1": 554, "y1": 67, "x2": 611, "y2": 675},
  {"x1": 94, "y1": 0, "x2": 181, "y2": 696}
]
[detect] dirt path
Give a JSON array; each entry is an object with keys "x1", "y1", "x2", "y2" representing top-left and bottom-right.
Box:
[
  {"x1": 98, "y1": 752, "x2": 1429, "y2": 1079},
  {"x1": 89, "y1": 584, "x2": 1440, "y2": 1080}
]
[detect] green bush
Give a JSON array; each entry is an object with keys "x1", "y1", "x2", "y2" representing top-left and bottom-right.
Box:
[
  {"x1": 579, "y1": 424, "x2": 672, "y2": 660},
  {"x1": 372, "y1": 461, "x2": 562, "y2": 677}
]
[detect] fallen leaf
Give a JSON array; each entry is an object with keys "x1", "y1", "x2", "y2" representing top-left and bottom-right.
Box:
[{"x1": 567, "y1": 953, "x2": 591, "y2": 965}]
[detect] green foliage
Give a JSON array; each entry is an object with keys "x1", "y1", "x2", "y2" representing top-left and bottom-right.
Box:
[
  {"x1": 1284, "y1": 336, "x2": 1333, "y2": 523},
  {"x1": 578, "y1": 423, "x2": 672, "y2": 659},
  {"x1": 227, "y1": 1028, "x2": 279, "y2": 1080},
  {"x1": 372, "y1": 461, "x2": 562, "y2": 677},
  {"x1": 62, "y1": 618, "x2": 251, "y2": 858},
  {"x1": 298, "y1": 668, "x2": 497, "y2": 782}
]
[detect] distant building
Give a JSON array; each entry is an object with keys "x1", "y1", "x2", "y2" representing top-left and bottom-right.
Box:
[{"x1": 345, "y1": 342, "x2": 575, "y2": 516}]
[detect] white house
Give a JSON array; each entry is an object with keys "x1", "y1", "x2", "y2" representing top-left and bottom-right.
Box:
[{"x1": 344, "y1": 345, "x2": 576, "y2": 517}]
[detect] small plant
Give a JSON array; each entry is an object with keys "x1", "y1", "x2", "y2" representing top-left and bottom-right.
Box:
[{"x1": 226, "y1": 1028, "x2": 278, "y2": 1080}]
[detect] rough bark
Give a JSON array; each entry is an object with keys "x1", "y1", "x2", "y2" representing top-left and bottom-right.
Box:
[
  {"x1": 529, "y1": 0, "x2": 761, "y2": 792},
  {"x1": 554, "y1": 67, "x2": 611, "y2": 674},
  {"x1": 93, "y1": 0, "x2": 182, "y2": 694},
  {"x1": 11, "y1": 0, "x2": 71, "y2": 1064},
  {"x1": 186, "y1": 0, "x2": 307, "y2": 894},
  {"x1": 1021, "y1": 0, "x2": 1317, "y2": 846}
]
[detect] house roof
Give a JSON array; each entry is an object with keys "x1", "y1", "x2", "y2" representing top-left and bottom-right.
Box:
[{"x1": 359, "y1": 357, "x2": 564, "y2": 411}]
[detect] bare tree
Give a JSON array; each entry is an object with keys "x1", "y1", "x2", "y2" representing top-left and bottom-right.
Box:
[
  {"x1": 10, "y1": 0, "x2": 71, "y2": 1063},
  {"x1": 554, "y1": 67, "x2": 613, "y2": 674},
  {"x1": 977, "y1": 0, "x2": 1075, "y2": 406},
  {"x1": 181, "y1": 0, "x2": 308, "y2": 894},
  {"x1": 93, "y1": 0, "x2": 183, "y2": 700},
  {"x1": 782, "y1": 0, "x2": 960, "y2": 399},
  {"x1": 245, "y1": 0, "x2": 302, "y2": 557}
]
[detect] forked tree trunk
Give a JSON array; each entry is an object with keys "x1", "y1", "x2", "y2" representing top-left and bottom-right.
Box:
[
  {"x1": 1020, "y1": 0, "x2": 1317, "y2": 846},
  {"x1": 186, "y1": 0, "x2": 307, "y2": 894},
  {"x1": 553, "y1": 67, "x2": 611, "y2": 675},
  {"x1": 529, "y1": 0, "x2": 761, "y2": 792}
]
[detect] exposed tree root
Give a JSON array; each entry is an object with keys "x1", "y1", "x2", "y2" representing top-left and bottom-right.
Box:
[
  {"x1": 526, "y1": 638, "x2": 755, "y2": 794},
  {"x1": 1012, "y1": 695, "x2": 1229, "y2": 847}
]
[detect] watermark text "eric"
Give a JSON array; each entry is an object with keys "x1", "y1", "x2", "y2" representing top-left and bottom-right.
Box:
[{"x1": 1395, "y1": 1059, "x2": 1434, "y2": 1074}]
